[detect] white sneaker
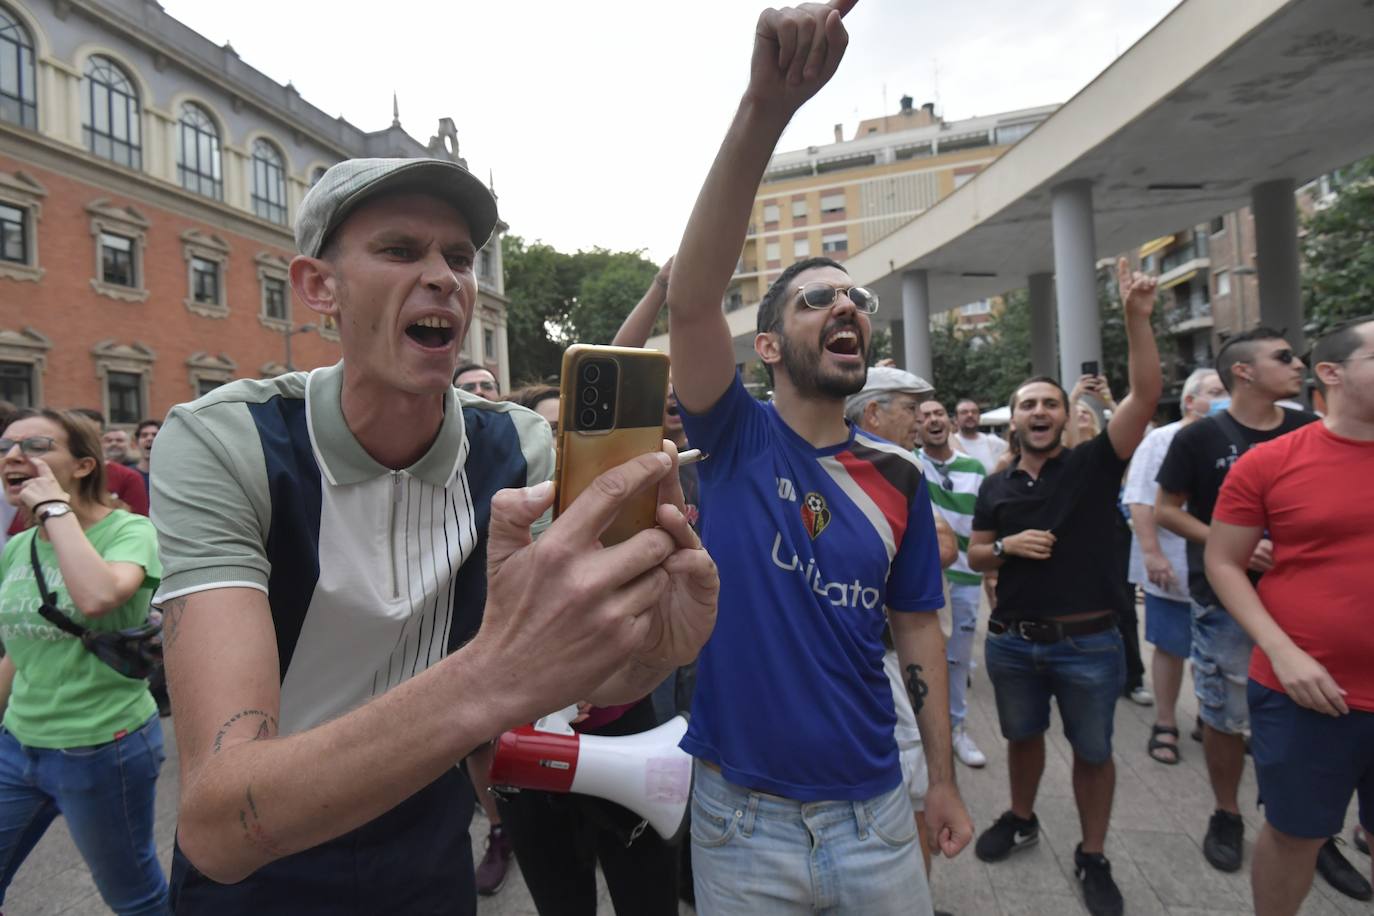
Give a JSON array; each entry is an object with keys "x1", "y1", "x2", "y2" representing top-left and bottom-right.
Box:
[
  {"x1": 953, "y1": 727, "x2": 987, "y2": 768},
  {"x1": 1128, "y1": 686, "x2": 1156, "y2": 707}
]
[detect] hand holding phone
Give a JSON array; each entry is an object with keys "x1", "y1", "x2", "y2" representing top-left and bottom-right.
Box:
[{"x1": 555, "y1": 345, "x2": 671, "y2": 546}]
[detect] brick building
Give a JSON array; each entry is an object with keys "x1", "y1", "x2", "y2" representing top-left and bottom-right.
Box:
[{"x1": 0, "y1": 0, "x2": 509, "y2": 426}]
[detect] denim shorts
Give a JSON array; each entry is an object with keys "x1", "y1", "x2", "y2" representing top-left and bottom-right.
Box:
[
  {"x1": 1248, "y1": 681, "x2": 1374, "y2": 839},
  {"x1": 1191, "y1": 601, "x2": 1254, "y2": 734},
  {"x1": 985, "y1": 626, "x2": 1126, "y2": 764},
  {"x1": 690, "y1": 762, "x2": 930, "y2": 915},
  {"x1": 1144, "y1": 594, "x2": 1192, "y2": 658}
]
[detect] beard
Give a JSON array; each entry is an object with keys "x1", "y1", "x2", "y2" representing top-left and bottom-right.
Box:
[
  {"x1": 1015, "y1": 417, "x2": 1067, "y2": 454},
  {"x1": 777, "y1": 319, "x2": 868, "y2": 400}
]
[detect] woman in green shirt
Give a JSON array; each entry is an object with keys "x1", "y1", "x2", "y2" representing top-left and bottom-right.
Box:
[{"x1": 0, "y1": 408, "x2": 167, "y2": 915}]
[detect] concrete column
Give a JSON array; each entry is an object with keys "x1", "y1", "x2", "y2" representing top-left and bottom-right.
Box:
[
  {"x1": 1050, "y1": 180, "x2": 1101, "y2": 383},
  {"x1": 1027, "y1": 272, "x2": 1057, "y2": 378},
  {"x1": 1251, "y1": 179, "x2": 1304, "y2": 352},
  {"x1": 901, "y1": 269, "x2": 933, "y2": 382}
]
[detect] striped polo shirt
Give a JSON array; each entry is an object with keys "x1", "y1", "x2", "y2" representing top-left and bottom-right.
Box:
[
  {"x1": 151, "y1": 361, "x2": 553, "y2": 734},
  {"x1": 917, "y1": 449, "x2": 987, "y2": 585}
]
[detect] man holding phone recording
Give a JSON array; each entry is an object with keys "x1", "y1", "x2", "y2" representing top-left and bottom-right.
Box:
[
  {"x1": 667, "y1": 2, "x2": 972, "y2": 911},
  {"x1": 148, "y1": 158, "x2": 718, "y2": 914}
]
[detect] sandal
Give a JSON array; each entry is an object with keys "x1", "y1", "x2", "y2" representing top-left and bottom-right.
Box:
[{"x1": 1148, "y1": 724, "x2": 1181, "y2": 765}]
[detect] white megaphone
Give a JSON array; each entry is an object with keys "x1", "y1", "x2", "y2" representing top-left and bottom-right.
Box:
[{"x1": 489, "y1": 705, "x2": 693, "y2": 842}]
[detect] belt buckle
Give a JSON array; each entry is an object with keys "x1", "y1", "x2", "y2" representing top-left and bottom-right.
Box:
[{"x1": 1016, "y1": 620, "x2": 1053, "y2": 643}]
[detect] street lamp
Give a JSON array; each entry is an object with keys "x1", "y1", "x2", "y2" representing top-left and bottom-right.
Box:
[{"x1": 283, "y1": 323, "x2": 314, "y2": 372}]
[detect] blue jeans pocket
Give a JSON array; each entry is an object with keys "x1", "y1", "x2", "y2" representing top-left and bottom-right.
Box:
[
  {"x1": 866, "y1": 789, "x2": 918, "y2": 848},
  {"x1": 690, "y1": 793, "x2": 741, "y2": 849}
]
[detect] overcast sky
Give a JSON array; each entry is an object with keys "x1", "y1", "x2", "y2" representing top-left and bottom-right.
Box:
[{"x1": 162, "y1": 0, "x2": 1179, "y2": 263}]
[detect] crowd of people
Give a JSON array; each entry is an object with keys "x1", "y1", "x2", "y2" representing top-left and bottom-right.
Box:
[{"x1": 0, "y1": 3, "x2": 1371, "y2": 916}]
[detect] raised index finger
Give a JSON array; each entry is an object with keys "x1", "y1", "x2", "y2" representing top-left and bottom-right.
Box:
[{"x1": 555, "y1": 450, "x2": 672, "y2": 544}]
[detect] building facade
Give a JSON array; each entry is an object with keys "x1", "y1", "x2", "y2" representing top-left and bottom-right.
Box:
[
  {"x1": 0, "y1": 0, "x2": 508, "y2": 424},
  {"x1": 726, "y1": 97, "x2": 1058, "y2": 312}
]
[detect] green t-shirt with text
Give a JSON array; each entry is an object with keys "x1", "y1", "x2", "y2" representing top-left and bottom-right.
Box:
[{"x1": 0, "y1": 510, "x2": 160, "y2": 748}]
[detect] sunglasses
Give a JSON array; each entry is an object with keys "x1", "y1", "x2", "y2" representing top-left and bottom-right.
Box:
[
  {"x1": 0, "y1": 436, "x2": 57, "y2": 457},
  {"x1": 1267, "y1": 349, "x2": 1299, "y2": 365},
  {"x1": 458, "y1": 380, "x2": 499, "y2": 394},
  {"x1": 795, "y1": 282, "x2": 880, "y2": 315}
]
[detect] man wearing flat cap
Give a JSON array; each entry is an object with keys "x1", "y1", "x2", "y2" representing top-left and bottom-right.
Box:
[{"x1": 149, "y1": 159, "x2": 718, "y2": 913}]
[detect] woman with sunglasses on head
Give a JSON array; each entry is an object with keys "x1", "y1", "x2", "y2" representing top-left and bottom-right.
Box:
[{"x1": 0, "y1": 409, "x2": 167, "y2": 915}]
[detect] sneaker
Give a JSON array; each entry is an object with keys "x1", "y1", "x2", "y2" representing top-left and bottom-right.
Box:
[
  {"x1": 1317, "y1": 837, "x2": 1373, "y2": 901},
  {"x1": 1074, "y1": 844, "x2": 1124, "y2": 916},
  {"x1": 475, "y1": 825, "x2": 513, "y2": 896},
  {"x1": 1127, "y1": 685, "x2": 1155, "y2": 706},
  {"x1": 1202, "y1": 809, "x2": 1244, "y2": 872},
  {"x1": 953, "y1": 727, "x2": 987, "y2": 768},
  {"x1": 975, "y1": 810, "x2": 1039, "y2": 862}
]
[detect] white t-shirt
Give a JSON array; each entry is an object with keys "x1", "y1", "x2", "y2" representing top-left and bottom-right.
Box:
[
  {"x1": 1122, "y1": 420, "x2": 1190, "y2": 601},
  {"x1": 952, "y1": 431, "x2": 1008, "y2": 474}
]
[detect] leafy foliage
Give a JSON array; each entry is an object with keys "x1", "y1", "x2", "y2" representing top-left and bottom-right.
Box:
[
  {"x1": 1302, "y1": 157, "x2": 1374, "y2": 334},
  {"x1": 501, "y1": 235, "x2": 660, "y2": 384}
]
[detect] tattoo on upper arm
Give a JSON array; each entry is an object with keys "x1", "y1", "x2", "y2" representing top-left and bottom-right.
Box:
[
  {"x1": 159, "y1": 596, "x2": 189, "y2": 650},
  {"x1": 238, "y1": 783, "x2": 288, "y2": 858},
  {"x1": 213, "y1": 709, "x2": 279, "y2": 754},
  {"x1": 905, "y1": 664, "x2": 929, "y2": 716}
]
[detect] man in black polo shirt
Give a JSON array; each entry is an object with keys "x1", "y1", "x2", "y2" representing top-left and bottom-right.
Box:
[{"x1": 967, "y1": 259, "x2": 1161, "y2": 916}]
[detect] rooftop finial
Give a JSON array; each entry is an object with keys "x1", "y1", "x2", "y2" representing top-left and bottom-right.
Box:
[{"x1": 391, "y1": 92, "x2": 400, "y2": 128}]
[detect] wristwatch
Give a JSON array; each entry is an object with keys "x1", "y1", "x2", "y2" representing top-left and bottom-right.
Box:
[
  {"x1": 992, "y1": 539, "x2": 1005, "y2": 558},
  {"x1": 35, "y1": 502, "x2": 73, "y2": 524}
]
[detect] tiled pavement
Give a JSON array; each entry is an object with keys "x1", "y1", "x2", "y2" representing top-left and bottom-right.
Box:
[{"x1": 12, "y1": 607, "x2": 1372, "y2": 915}]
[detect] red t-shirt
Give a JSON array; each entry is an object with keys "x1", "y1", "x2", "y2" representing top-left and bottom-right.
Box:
[{"x1": 1213, "y1": 421, "x2": 1374, "y2": 711}]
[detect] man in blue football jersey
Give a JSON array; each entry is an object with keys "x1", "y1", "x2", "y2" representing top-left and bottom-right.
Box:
[{"x1": 665, "y1": 2, "x2": 972, "y2": 912}]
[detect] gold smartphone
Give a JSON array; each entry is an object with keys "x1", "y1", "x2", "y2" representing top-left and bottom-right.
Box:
[{"x1": 555, "y1": 344, "x2": 670, "y2": 546}]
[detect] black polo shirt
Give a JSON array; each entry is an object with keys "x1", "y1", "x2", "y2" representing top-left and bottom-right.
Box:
[{"x1": 972, "y1": 430, "x2": 1129, "y2": 620}]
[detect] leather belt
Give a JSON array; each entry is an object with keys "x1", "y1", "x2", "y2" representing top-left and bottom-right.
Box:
[{"x1": 988, "y1": 613, "x2": 1117, "y2": 644}]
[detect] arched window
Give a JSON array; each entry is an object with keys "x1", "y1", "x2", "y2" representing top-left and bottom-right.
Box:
[
  {"x1": 82, "y1": 55, "x2": 141, "y2": 169},
  {"x1": 0, "y1": 6, "x2": 36, "y2": 129},
  {"x1": 177, "y1": 102, "x2": 222, "y2": 200},
  {"x1": 251, "y1": 139, "x2": 287, "y2": 225}
]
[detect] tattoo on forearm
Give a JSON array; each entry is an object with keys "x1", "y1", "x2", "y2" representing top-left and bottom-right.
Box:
[
  {"x1": 905, "y1": 664, "x2": 929, "y2": 716},
  {"x1": 213, "y1": 709, "x2": 278, "y2": 754},
  {"x1": 159, "y1": 596, "x2": 189, "y2": 650},
  {"x1": 238, "y1": 783, "x2": 288, "y2": 858}
]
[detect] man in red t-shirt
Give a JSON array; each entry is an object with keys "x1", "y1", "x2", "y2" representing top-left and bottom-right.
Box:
[{"x1": 1206, "y1": 318, "x2": 1374, "y2": 916}]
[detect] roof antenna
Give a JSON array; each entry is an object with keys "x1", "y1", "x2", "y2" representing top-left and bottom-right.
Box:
[{"x1": 391, "y1": 91, "x2": 401, "y2": 128}]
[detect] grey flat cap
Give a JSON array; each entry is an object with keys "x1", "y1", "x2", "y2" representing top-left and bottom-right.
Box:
[
  {"x1": 845, "y1": 365, "x2": 935, "y2": 415},
  {"x1": 295, "y1": 158, "x2": 500, "y2": 257}
]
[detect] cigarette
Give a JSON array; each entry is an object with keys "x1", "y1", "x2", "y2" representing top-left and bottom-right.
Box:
[{"x1": 678, "y1": 448, "x2": 706, "y2": 467}]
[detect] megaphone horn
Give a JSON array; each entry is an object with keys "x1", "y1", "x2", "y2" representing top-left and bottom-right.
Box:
[{"x1": 490, "y1": 705, "x2": 694, "y2": 842}]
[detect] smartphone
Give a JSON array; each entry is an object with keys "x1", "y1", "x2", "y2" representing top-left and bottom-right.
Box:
[
  {"x1": 555, "y1": 345, "x2": 670, "y2": 546},
  {"x1": 1081, "y1": 360, "x2": 1100, "y2": 377}
]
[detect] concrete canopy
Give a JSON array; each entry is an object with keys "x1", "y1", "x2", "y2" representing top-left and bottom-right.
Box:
[{"x1": 649, "y1": 0, "x2": 1374, "y2": 365}]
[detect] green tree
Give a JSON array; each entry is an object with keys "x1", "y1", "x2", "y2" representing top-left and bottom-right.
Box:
[
  {"x1": 501, "y1": 237, "x2": 663, "y2": 384},
  {"x1": 1302, "y1": 157, "x2": 1374, "y2": 334}
]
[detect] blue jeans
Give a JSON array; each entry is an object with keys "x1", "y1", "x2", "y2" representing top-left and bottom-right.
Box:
[
  {"x1": 1191, "y1": 601, "x2": 1253, "y2": 735},
  {"x1": 946, "y1": 582, "x2": 982, "y2": 728},
  {"x1": 985, "y1": 626, "x2": 1126, "y2": 764},
  {"x1": 690, "y1": 761, "x2": 931, "y2": 915},
  {"x1": 0, "y1": 716, "x2": 168, "y2": 915}
]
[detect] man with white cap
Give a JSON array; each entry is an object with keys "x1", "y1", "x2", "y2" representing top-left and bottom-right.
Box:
[{"x1": 148, "y1": 158, "x2": 718, "y2": 913}]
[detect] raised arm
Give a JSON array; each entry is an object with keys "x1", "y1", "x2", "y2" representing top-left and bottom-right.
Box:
[
  {"x1": 612, "y1": 257, "x2": 673, "y2": 349},
  {"x1": 668, "y1": 0, "x2": 855, "y2": 413},
  {"x1": 1106, "y1": 257, "x2": 1162, "y2": 460}
]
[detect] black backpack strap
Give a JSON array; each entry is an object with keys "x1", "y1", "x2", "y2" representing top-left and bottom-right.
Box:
[
  {"x1": 1210, "y1": 411, "x2": 1253, "y2": 458},
  {"x1": 30, "y1": 534, "x2": 90, "y2": 640}
]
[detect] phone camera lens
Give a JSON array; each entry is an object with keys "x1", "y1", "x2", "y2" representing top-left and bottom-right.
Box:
[
  {"x1": 582, "y1": 363, "x2": 601, "y2": 384},
  {"x1": 581, "y1": 386, "x2": 599, "y2": 405},
  {"x1": 580, "y1": 408, "x2": 598, "y2": 429}
]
